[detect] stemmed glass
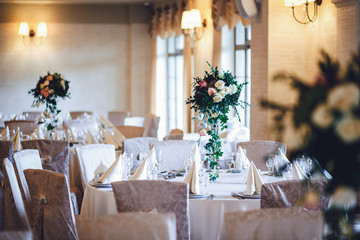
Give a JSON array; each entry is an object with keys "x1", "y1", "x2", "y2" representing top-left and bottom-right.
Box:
[{"x1": 227, "y1": 158, "x2": 235, "y2": 173}]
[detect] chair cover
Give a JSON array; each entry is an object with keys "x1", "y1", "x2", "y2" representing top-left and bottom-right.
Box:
[
  {"x1": 69, "y1": 111, "x2": 93, "y2": 120},
  {"x1": 123, "y1": 137, "x2": 158, "y2": 171},
  {"x1": 143, "y1": 114, "x2": 160, "y2": 138},
  {"x1": 224, "y1": 208, "x2": 323, "y2": 240},
  {"x1": 4, "y1": 120, "x2": 37, "y2": 135},
  {"x1": 21, "y1": 139, "x2": 82, "y2": 214},
  {"x1": 117, "y1": 126, "x2": 145, "y2": 139},
  {"x1": 153, "y1": 140, "x2": 196, "y2": 171},
  {"x1": 76, "y1": 212, "x2": 177, "y2": 240},
  {"x1": 24, "y1": 169, "x2": 78, "y2": 240},
  {"x1": 3, "y1": 158, "x2": 31, "y2": 232},
  {"x1": 260, "y1": 179, "x2": 330, "y2": 210},
  {"x1": 63, "y1": 118, "x2": 98, "y2": 138},
  {"x1": 108, "y1": 111, "x2": 130, "y2": 127},
  {"x1": 112, "y1": 180, "x2": 189, "y2": 240},
  {"x1": 0, "y1": 141, "x2": 14, "y2": 229},
  {"x1": 124, "y1": 117, "x2": 145, "y2": 127},
  {"x1": 76, "y1": 144, "x2": 116, "y2": 190},
  {"x1": 13, "y1": 149, "x2": 42, "y2": 203},
  {"x1": 0, "y1": 231, "x2": 33, "y2": 240},
  {"x1": 22, "y1": 111, "x2": 42, "y2": 122},
  {"x1": 237, "y1": 140, "x2": 287, "y2": 171}
]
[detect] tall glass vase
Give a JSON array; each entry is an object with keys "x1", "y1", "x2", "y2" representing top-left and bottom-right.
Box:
[{"x1": 206, "y1": 119, "x2": 222, "y2": 182}]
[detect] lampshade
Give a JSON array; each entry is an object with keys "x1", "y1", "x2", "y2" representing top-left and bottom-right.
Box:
[
  {"x1": 19, "y1": 22, "x2": 29, "y2": 36},
  {"x1": 284, "y1": 0, "x2": 302, "y2": 6},
  {"x1": 37, "y1": 22, "x2": 47, "y2": 37},
  {"x1": 181, "y1": 9, "x2": 202, "y2": 29}
]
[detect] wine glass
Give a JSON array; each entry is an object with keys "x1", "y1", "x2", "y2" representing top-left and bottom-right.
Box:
[{"x1": 226, "y1": 158, "x2": 235, "y2": 173}]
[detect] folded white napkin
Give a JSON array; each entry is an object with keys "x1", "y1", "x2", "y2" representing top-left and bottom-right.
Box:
[
  {"x1": 93, "y1": 160, "x2": 109, "y2": 181},
  {"x1": 235, "y1": 146, "x2": 250, "y2": 170},
  {"x1": 11, "y1": 129, "x2": 22, "y2": 152},
  {"x1": 1, "y1": 126, "x2": 10, "y2": 140},
  {"x1": 106, "y1": 131, "x2": 121, "y2": 149},
  {"x1": 130, "y1": 146, "x2": 156, "y2": 180},
  {"x1": 51, "y1": 130, "x2": 59, "y2": 140},
  {"x1": 100, "y1": 115, "x2": 114, "y2": 128},
  {"x1": 70, "y1": 128, "x2": 77, "y2": 142},
  {"x1": 97, "y1": 153, "x2": 124, "y2": 184},
  {"x1": 86, "y1": 130, "x2": 98, "y2": 144},
  {"x1": 183, "y1": 145, "x2": 201, "y2": 195},
  {"x1": 292, "y1": 161, "x2": 308, "y2": 180},
  {"x1": 246, "y1": 161, "x2": 264, "y2": 195}
]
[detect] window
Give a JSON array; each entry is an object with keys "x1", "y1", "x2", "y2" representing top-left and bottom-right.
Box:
[
  {"x1": 156, "y1": 35, "x2": 184, "y2": 138},
  {"x1": 221, "y1": 22, "x2": 251, "y2": 128}
]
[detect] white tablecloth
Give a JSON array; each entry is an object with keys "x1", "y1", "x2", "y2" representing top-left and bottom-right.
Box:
[{"x1": 80, "y1": 171, "x2": 285, "y2": 239}]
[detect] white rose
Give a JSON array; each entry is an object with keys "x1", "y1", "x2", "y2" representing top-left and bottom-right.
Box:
[
  {"x1": 60, "y1": 80, "x2": 66, "y2": 90},
  {"x1": 213, "y1": 93, "x2": 223, "y2": 103},
  {"x1": 311, "y1": 104, "x2": 333, "y2": 128},
  {"x1": 44, "y1": 80, "x2": 49, "y2": 86},
  {"x1": 215, "y1": 80, "x2": 225, "y2": 90},
  {"x1": 229, "y1": 84, "x2": 237, "y2": 94},
  {"x1": 223, "y1": 86, "x2": 230, "y2": 95},
  {"x1": 219, "y1": 91, "x2": 225, "y2": 97},
  {"x1": 327, "y1": 83, "x2": 360, "y2": 112},
  {"x1": 48, "y1": 89, "x2": 55, "y2": 94},
  {"x1": 331, "y1": 186, "x2": 357, "y2": 208},
  {"x1": 283, "y1": 123, "x2": 311, "y2": 151},
  {"x1": 335, "y1": 115, "x2": 360, "y2": 143}
]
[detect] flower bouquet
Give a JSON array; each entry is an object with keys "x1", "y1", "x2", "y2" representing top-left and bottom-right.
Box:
[
  {"x1": 186, "y1": 62, "x2": 249, "y2": 181},
  {"x1": 262, "y1": 49, "x2": 360, "y2": 238},
  {"x1": 29, "y1": 72, "x2": 70, "y2": 132}
]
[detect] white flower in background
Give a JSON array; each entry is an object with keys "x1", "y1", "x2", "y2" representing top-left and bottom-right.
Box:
[
  {"x1": 48, "y1": 89, "x2": 55, "y2": 94},
  {"x1": 213, "y1": 93, "x2": 223, "y2": 103},
  {"x1": 327, "y1": 83, "x2": 360, "y2": 112},
  {"x1": 215, "y1": 80, "x2": 225, "y2": 90},
  {"x1": 60, "y1": 80, "x2": 66, "y2": 90},
  {"x1": 229, "y1": 84, "x2": 237, "y2": 94},
  {"x1": 219, "y1": 91, "x2": 225, "y2": 97},
  {"x1": 283, "y1": 123, "x2": 311, "y2": 151},
  {"x1": 44, "y1": 80, "x2": 49, "y2": 86},
  {"x1": 223, "y1": 86, "x2": 230, "y2": 95},
  {"x1": 331, "y1": 186, "x2": 357, "y2": 208},
  {"x1": 335, "y1": 115, "x2": 360, "y2": 143},
  {"x1": 311, "y1": 103, "x2": 333, "y2": 128}
]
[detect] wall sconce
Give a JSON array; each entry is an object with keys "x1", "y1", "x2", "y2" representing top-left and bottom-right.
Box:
[
  {"x1": 285, "y1": 0, "x2": 322, "y2": 24},
  {"x1": 181, "y1": 9, "x2": 206, "y2": 40},
  {"x1": 19, "y1": 22, "x2": 47, "y2": 45}
]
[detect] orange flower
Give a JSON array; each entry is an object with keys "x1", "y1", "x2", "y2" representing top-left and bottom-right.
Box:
[
  {"x1": 40, "y1": 88, "x2": 49, "y2": 98},
  {"x1": 46, "y1": 75, "x2": 53, "y2": 81}
]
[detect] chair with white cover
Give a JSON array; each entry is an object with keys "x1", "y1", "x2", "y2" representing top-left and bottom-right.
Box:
[
  {"x1": 260, "y1": 179, "x2": 330, "y2": 210},
  {"x1": 124, "y1": 116, "x2": 145, "y2": 127},
  {"x1": 152, "y1": 140, "x2": 196, "y2": 171},
  {"x1": 76, "y1": 144, "x2": 116, "y2": 190},
  {"x1": 24, "y1": 169, "x2": 78, "y2": 240},
  {"x1": 123, "y1": 137, "x2": 158, "y2": 171},
  {"x1": 108, "y1": 111, "x2": 130, "y2": 126},
  {"x1": 224, "y1": 208, "x2": 323, "y2": 240},
  {"x1": 237, "y1": 140, "x2": 287, "y2": 171},
  {"x1": 69, "y1": 111, "x2": 93, "y2": 120},
  {"x1": 143, "y1": 114, "x2": 160, "y2": 138},
  {"x1": 3, "y1": 158, "x2": 32, "y2": 236},
  {"x1": 117, "y1": 126, "x2": 145, "y2": 139},
  {"x1": 112, "y1": 180, "x2": 189, "y2": 240},
  {"x1": 76, "y1": 212, "x2": 176, "y2": 240},
  {"x1": 4, "y1": 120, "x2": 37, "y2": 135}
]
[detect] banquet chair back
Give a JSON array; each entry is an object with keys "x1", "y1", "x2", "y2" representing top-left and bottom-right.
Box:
[
  {"x1": 76, "y1": 144, "x2": 116, "y2": 190},
  {"x1": 117, "y1": 126, "x2": 145, "y2": 139},
  {"x1": 152, "y1": 140, "x2": 196, "y2": 171},
  {"x1": 123, "y1": 137, "x2": 159, "y2": 171},
  {"x1": 4, "y1": 120, "x2": 37, "y2": 135},
  {"x1": 124, "y1": 116, "x2": 145, "y2": 127},
  {"x1": 261, "y1": 179, "x2": 330, "y2": 210},
  {"x1": 3, "y1": 158, "x2": 31, "y2": 232},
  {"x1": 224, "y1": 208, "x2": 323, "y2": 240},
  {"x1": 24, "y1": 169, "x2": 78, "y2": 240},
  {"x1": 237, "y1": 140, "x2": 287, "y2": 171},
  {"x1": 108, "y1": 111, "x2": 130, "y2": 126},
  {"x1": 69, "y1": 111, "x2": 92, "y2": 120},
  {"x1": 13, "y1": 149, "x2": 42, "y2": 204},
  {"x1": 0, "y1": 141, "x2": 14, "y2": 229},
  {"x1": 76, "y1": 212, "x2": 177, "y2": 240},
  {"x1": 143, "y1": 114, "x2": 160, "y2": 138},
  {"x1": 22, "y1": 111, "x2": 42, "y2": 122},
  {"x1": 112, "y1": 180, "x2": 189, "y2": 240}
]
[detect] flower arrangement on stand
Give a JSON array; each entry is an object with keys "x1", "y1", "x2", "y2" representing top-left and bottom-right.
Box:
[
  {"x1": 29, "y1": 72, "x2": 70, "y2": 133},
  {"x1": 262, "y1": 49, "x2": 360, "y2": 238},
  {"x1": 186, "y1": 62, "x2": 249, "y2": 181}
]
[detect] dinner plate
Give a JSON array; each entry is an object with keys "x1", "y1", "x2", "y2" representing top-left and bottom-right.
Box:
[
  {"x1": 88, "y1": 181, "x2": 112, "y2": 188},
  {"x1": 189, "y1": 194, "x2": 211, "y2": 199}
]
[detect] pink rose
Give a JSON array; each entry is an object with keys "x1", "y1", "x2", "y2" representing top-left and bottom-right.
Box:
[
  {"x1": 199, "y1": 128, "x2": 207, "y2": 136},
  {"x1": 208, "y1": 88, "x2": 216, "y2": 96},
  {"x1": 199, "y1": 80, "x2": 207, "y2": 88},
  {"x1": 316, "y1": 75, "x2": 327, "y2": 86}
]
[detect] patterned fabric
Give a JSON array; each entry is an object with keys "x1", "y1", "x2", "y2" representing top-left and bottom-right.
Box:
[
  {"x1": 0, "y1": 231, "x2": 33, "y2": 240},
  {"x1": 112, "y1": 180, "x2": 189, "y2": 240},
  {"x1": 3, "y1": 158, "x2": 31, "y2": 232},
  {"x1": 4, "y1": 120, "x2": 37, "y2": 135},
  {"x1": 124, "y1": 137, "x2": 158, "y2": 171},
  {"x1": 117, "y1": 126, "x2": 145, "y2": 139},
  {"x1": 76, "y1": 144, "x2": 116, "y2": 190},
  {"x1": 224, "y1": 208, "x2": 323, "y2": 240},
  {"x1": 24, "y1": 169, "x2": 78, "y2": 240},
  {"x1": 260, "y1": 179, "x2": 330, "y2": 210},
  {"x1": 107, "y1": 111, "x2": 130, "y2": 126},
  {"x1": 237, "y1": 140, "x2": 287, "y2": 171},
  {"x1": 76, "y1": 212, "x2": 177, "y2": 240},
  {"x1": 152, "y1": 140, "x2": 196, "y2": 171},
  {"x1": 22, "y1": 111, "x2": 42, "y2": 122}
]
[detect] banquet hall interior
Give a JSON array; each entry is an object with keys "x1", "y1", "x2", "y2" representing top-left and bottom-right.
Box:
[{"x1": 0, "y1": 0, "x2": 359, "y2": 239}]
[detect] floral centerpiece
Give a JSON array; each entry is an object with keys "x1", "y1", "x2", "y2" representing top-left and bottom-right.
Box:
[
  {"x1": 29, "y1": 72, "x2": 70, "y2": 132},
  {"x1": 186, "y1": 62, "x2": 249, "y2": 181},
  {"x1": 262, "y1": 50, "x2": 360, "y2": 238}
]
